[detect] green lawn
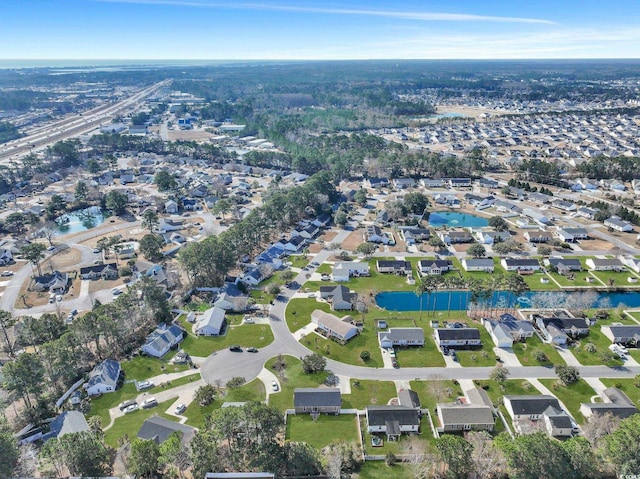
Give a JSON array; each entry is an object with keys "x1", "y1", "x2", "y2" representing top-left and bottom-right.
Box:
[
  {"x1": 121, "y1": 353, "x2": 190, "y2": 381},
  {"x1": 342, "y1": 380, "x2": 398, "y2": 409},
  {"x1": 571, "y1": 327, "x2": 623, "y2": 366},
  {"x1": 629, "y1": 349, "x2": 640, "y2": 362},
  {"x1": 355, "y1": 461, "x2": 414, "y2": 479},
  {"x1": 511, "y1": 335, "x2": 565, "y2": 367},
  {"x1": 289, "y1": 254, "x2": 310, "y2": 269},
  {"x1": 104, "y1": 398, "x2": 176, "y2": 447},
  {"x1": 286, "y1": 414, "x2": 359, "y2": 449},
  {"x1": 180, "y1": 324, "x2": 274, "y2": 356},
  {"x1": 410, "y1": 379, "x2": 463, "y2": 413},
  {"x1": 539, "y1": 378, "x2": 596, "y2": 423},
  {"x1": 316, "y1": 263, "x2": 332, "y2": 274},
  {"x1": 477, "y1": 379, "x2": 538, "y2": 406},
  {"x1": 625, "y1": 311, "x2": 640, "y2": 323},
  {"x1": 455, "y1": 323, "x2": 498, "y2": 367},
  {"x1": 88, "y1": 383, "x2": 140, "y2": 428},
  {"x1": 285, "y1": 298, "x2": 332, "y2": 333},
  {"x1": 600, "y1": 378, "x2": 640, "y2": 408},
  {"x1": 521, "y1": 272, "x2": 561, "y2": 291},
  {"x1": 265, "y1": 356, "x2": 329, "y2": 412},
  {"x1": 548, "y1": 270, "x2": 595, "y2": 288},
  {"x1": 182, "y1": 378, "x2": 266, "y2": 428},
  {"x1": 590, "y1": 269, "x2": 637, "y2": 288}
]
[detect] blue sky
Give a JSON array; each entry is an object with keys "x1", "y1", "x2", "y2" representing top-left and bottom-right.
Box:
[{"x1": 1, "y1": 0, "x2": 639, "y2": 59}]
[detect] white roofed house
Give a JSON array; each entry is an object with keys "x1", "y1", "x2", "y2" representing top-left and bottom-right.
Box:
[
  {"x1": 438, "y1": 230, "x2": 473, "y2": 245},
  {"x1": 194, "y1": 307, "x2": 227, "y2": 336},
  {"x1": 85, "y1": 359, "x2": 121, "y2": 396},
  {"x1": 378, "y1": 328, "x2": 424, "y2": 348},
  {"x1": 165, "y1": 200, "x2": 179, "y2": 214},
  {"x1": 474, "y1": 229, "x2": 510, "y2": 245},
  {"x1": 522, "y1": 208, "x2": 549, "y2": 226},
  {"x1": 620, "y1": 255, "x2": 640, "y2": 273},
  {"x1": 604, "y1": 216, "x2": 633, "y2": 232},
  {"x1": 585, "y1": 258, "x2": 625, "y2": 272},
  {"x1": 576, "y1": 206, "x2": 598, "y2": 220},
  {"x1": 310, "y1": 310, "x2": 359, "y2": 343},
  {"x1": 524, "y1": 229, "x2": 551, "y2": 243},
  {"x1": 554, "y1": 228, "x2": 588, "y2": 243},
  {"x1": 331, "y1": 262, "x2": 370, "y2": 282},
  {"x1": 141, "y1": 324, "x2": 185, "y2": 358}
]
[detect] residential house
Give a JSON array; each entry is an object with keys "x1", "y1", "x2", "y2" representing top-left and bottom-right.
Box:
[
  {"x1": 292, "y1": 223, "x2": 320, "y2": 239},
  {"x1": 141, "y1": 325, "x2": 184, "y2": 358},
  {"x1": 501, "y1": 258, "x2": 541, "y2": 272},
  {"x1": 438, "y1": 230, "x2": 473, "y2": 245},
  {"x1": 293, "y1": 388, "x2": 341, "y2": 415},
  {"x1": 363, "y1": 177, "x2": 389, "y2": 189},
  {"x1": 398, "y1": 226, "x2": 431, "y2": 245},
  {"x1": 194, "y1": 307, "x2": 226, "y2": 336},
  {"x1": 464, "y1": 193, "x2": 495, "y2": 209},
  {"x1": 434, "y1": 327, "x2": 482, "y2": 348},
  {"x1": 524, "y1": 229, "x2": 551, "y2": 243},
  {"x1": 448, "y1": 178, "x2": 472, "y2": 188},
  {"x1": 461, "y1": 258, "x2": 495, "y2": 272},
  {"x1": 33, "y1": 271, "x2": 68, "y2": 293},
  {"x1": 318, "y1": 285, "x2": 355, "y2": 311},
  {"x1": 555, "y1": 228, "x2": 588, "y2": 243},
  {"x1": 477, "y1": 178, "x2": 499, "y2": 189},
  {"x1": 129, "y1": 124, "x2": 148, "y2": 135},
  {"x1": 397, "y1": 389, "x2": 421, "y2": 409},
  {"x1": 120, "y1": 174, "x2": 136, "y2": 185},
  {"x1": 545, "y1": 257, "x2": 582, "y2": 275},
  {"x1": 331, "y1": 262, "x2": 370, "y2": 282},
  {"x1": 605, "y1": 216, "x2": 633, "y2": 232},
  {"x1": 494, "y1": 199, "x2": 522, "y2": 214},
  {"x1": 312, "y1": 213, "x2": 331, "y2": 228},
  {"x1": 522, "y1": 208, "x2": 550, "y2": 225},
  {"x1": 80, "y1": 263, "x2": 119, "y2": 280},
  {"x1": 241, "y1": 268, "x2": 265, "y2": 286},
  {"x1": 0, "y1": 248, "x2": 13, "y2": 265},
  {"x1": 158, "y1": 218, "x2": 184, "y2": 233},
  {"x1": 375, "y1": 210, "x2": 390, "y2": 226},
  {"x1": 365, "y1": 406, "x2": 420, "y2": 440},
  {"x1": 310, "y1": 310, "x2": 359, "y2": 343},
  {"x1": 137, "y1": 417, "x2": 195, "y2": 445},
  {"x1": 483, "y1": 314, "x2": 535, "y2": 348},
  {"x1": 433, "y1": 193, "x2": 461, "y2": 207},
  {"x1": 552, "y1": 199, "x2": 577, "y2": 212},
  {"x1": 214, "y1": 284, "x2": 248, "y2": 312},
  {"x1": 165, "y1": 200, "x2": 179, "y2": 214},
  {"x1": 85, "y1": 359, "x2": 121, "y2": 396},
  {"x1": 474, "y1": 230, "x2": 510, "y2": 245},
  {"x1": 585, "y1": 258, "x2": 625, "y2": 271},
  {"x1": 601, "y1": 325, "x2": 640, "y2": 346},
  {"x1": 365, "y1": 225, "x2": 389, "y2": 244},
  {"x1": 274, "y1": 236, "x2": 306, "y2": 253},
  {"x1": 536, "y1": 316, "x2": 590, "y2": 345},
  {"x1": 376, "y1": 260, "x2": 412, "y2": 275},
  {"x1": 256, "y1": 246, "x2": 284, "y2": 270},
  {"x1": 580, "y1": 387, "x2": 639, "y2": 419},
  {"x1": 421, "y1": 178, "x2": 445, "y2": 188},
  {"x1": 378, "y1": 328, "x2": 425, "y2": 348},
  {"x1": 418, "y1": 259, "x2": 453, "y2": 276},
  {"x1": 393, "y1": 178, "x2": 415, "y2": 189},
  {"x1": 436, "y1": 387, "x2": 495, "y2": 433},
  {"x1": 576, "y1": 206, "x2": 598, "y2": 220},
  {"x1": 503, "y1": 395, "x2": 573, "y2": 437},
  {"x1": 41, "y1": 411, "x2": 90, "y2": 441},
  {"x1": 620, "y1": 255, "x2": 640, "y2": 273}
]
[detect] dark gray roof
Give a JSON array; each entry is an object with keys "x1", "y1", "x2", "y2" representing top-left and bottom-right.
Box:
[
  {"x1": 541, "y1": 317, "x2": 589, "y2": 331},
  {"x1": 503, "y1": 258, "x2": 540, "y2": 267},
  {"x1": 137, "y1": 416, "x2": 195, "y2": 444},
  {"x1": 581, "y1": 403, "x2": 638, "y2": 419},
  {"x1": 435, "y1": 328, "x2": 481, "y2": 340},
  {"x1": 366, "y1": 406, "x2": 419, "y2": 427},
  {"x1": 547, "y1": 258, "x2": 582, "y2": 269},
  {"x1": 379, "y1": 327, "x2": 424, "y2": 343},
  {"x1": 438, "y1": 404, "x2": 494, "y2": 426},
  {"x1": 609, "y1": 325, "x2": 640, "y2": 338},
  {"x1": 505, "y1": 395, "x2": 561, "y2": 415},
  {"x1": 398, "y1": 389, "x2": 421, "y2": 409},
  {"x1": 377, "y1": 260, "x2": 411, "y2": 270},
  {"x1": 603, "y1": 387, "x2": 635, "y2": 406},
  {"x1": 463, "y1": 258, "x2": 494, "y2": 267},
  {"x1": 294, "y1": 388, "x2": 341, "y2": 408},
  {"x1": 87, "y1": 359, "x2": 120, "y2": 389},
  {"x1": 45, "y1": 411, "x2": 89, "y2": 440}
]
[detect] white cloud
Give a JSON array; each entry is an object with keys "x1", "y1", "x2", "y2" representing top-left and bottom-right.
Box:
[{"x1": 95, "y1": 0, "x2": 556, "y2": 24}]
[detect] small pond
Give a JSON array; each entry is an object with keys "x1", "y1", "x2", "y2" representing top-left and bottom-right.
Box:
[
  {"x1": 428, "y1": 211, "x2": 489, "y2": 228},
  {"x1": 56, "y1": 206, "x2": 107, "y2": 234}
]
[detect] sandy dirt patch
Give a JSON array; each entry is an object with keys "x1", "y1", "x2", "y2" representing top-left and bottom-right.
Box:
[
  {"x1": 45, "y1": 247, "x2": 83, "y2": 269},
  {"x1": 167, "y1": 129, "x2": 217, "y2": 142},
  {"x1": 319, "y1": 231, "x2": 338, "y2": 244},
  {"x1": 87, "y1": 277, "x2": 126, "y2": 294},
  {"x1": 342, "y1": 229, "x2": 366, "y2": 252},
  {"x1": 579, "y1": 238, "x2": 614, "y2": 251},
  {"x1": 308, "y1": 244, "x2": 324, "y2": 254}
]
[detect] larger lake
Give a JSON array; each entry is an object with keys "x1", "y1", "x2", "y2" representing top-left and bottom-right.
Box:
[{"x1": 376, "y1": 290, "x2": 640, "y2": 312}]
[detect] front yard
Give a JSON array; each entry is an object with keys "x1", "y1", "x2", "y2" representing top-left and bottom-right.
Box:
[
  {"x1": 570, "y1": 327, "x2": 623, "y2": 367},
  {"x1": 265, "y1": 356, "x2": 329, "y2": 412},
  {"x1": 104, "y1": 398, "x2": 176, "y2": 447},
  {"x1": 455, "y1": 324, "x2": 498, "y2": 367},
  {"x1": 511, "y1": 335, "x2": 565, "y2": 367},
  {"x1": 180, "y1": 323, "x2": 274, "y2": 357},
  {"x1": 342, "y1": 380, "x2": 397, "y2": 409},
  {"x1": 121, "y1": 353, "x2": 191, "y2": 381},
  {"x1": 600, "y1": 378, "x2": 640, "y2": 407},
  {"x1": 539, "y1": 378, "x2": 596, "y2": 423}
]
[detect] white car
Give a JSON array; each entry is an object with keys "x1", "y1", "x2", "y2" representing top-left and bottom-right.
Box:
[
  {"x1": 271, "y1": 380, "x2": 279, "y2": 392},
  {"x1": 141, "y1": 397, "x2": 158, "y2": 409},
  {"x1": 174, "y1": 403, "x2": 187, "y2": 415},
  {"x1": 112, "y1": 288, "x2": 122, "y2": 296},
  {"x1": 123, "y1": 404, "x2": 139, "y2": 414},
  {"x1": 244, "y1": 317, "x2": 255, "y2": 324},
  {"x1": 0, "y1": 271, "x2": 13, "y2": 277},
  {"x1": 137, "y1": 380, "x2": 154, "y2": 390}
]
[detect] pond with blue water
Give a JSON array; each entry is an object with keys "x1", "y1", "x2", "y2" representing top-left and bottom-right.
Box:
[
  {"x1": 376, "y1": 290, "x2": 640, "y2": 311},
  {"x1": 428, "y1": 211, "x2": 489, "y2": 228},
  {"x1": 56, "y1": 206, "x2": 107, "y2": 234}
]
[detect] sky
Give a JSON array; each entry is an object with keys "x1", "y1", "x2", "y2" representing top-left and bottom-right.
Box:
[{"x1": 1, "y1": 0, "x2": 640, "y2": 60}]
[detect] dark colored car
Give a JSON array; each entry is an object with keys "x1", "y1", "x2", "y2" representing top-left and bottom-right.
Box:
[
  {"x1": 229, "y1": 345, "x2": 243, "y2": 352},
  {"x1": 247, "y1": 347, "x2": 258, "y2": 353},
  {"x1": 119, "y1": 399, "x2": 137, "y2": 411}
]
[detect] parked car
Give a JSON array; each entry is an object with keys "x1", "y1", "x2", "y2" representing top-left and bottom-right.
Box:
[
  {"x1": 137, "y1": 380, "x2": 154, "y2": 390},
  {"x1": 244, "y1": 317, "x2": 255, "y2": 324},
  {"x1": 119, "y1": 399, "x2": 137, "y2": 411},
  {"x1": 271, "y1": 380, "x2": 279, "y2": 391},
  {"x1": 123, "y1": 404, "x2": 139, "y2": 414},
  {"x1": 141, "y1": 398, "x2": 158, "y2": 409},
  {"x1": 174, "y1": 403, "x2": 187, "y2": 415},
  {"x1": 0, "y1": 271, "x2": 13, "y2": 277},
  {"x1": 247, "y1": 347, "x2": 258, "y2": 353},
  {"x1": 112, "y1": 288, "x2": 122, "y2": 295},
  {"x1": 321, "y1": 274, "x2": 330, "y2": 281},
  {"x1": 93, "y1": 248, "x2": 101, "y2": 253},
  {"x1": 229, "y1": 345, "x2": 242, "y2": 352}
]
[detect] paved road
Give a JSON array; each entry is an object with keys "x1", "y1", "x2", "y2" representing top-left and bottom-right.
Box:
[{"x1": 200, "y1": 227, "x2": 640, "y2": 386}]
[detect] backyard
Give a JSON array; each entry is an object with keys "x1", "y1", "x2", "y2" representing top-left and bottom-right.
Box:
[
  {"x1": 286, "y1": 414, "x2": 359, "y2": 449},
  {"x1": 511, "y1": 335, "x2": 565, "y2": 367}
]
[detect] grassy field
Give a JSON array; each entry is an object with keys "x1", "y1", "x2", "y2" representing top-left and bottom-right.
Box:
[
  {"x1": 600, "y1": 378, "x2": 640, "y2": 407},
  {"x1": 104, "y1": 398, "x2": 176, "y2": 447},
  {"x1": 265, "y1": 356, "x2": 329, "y2": 412},
  {"x1": 286, "y1": 414, "x2": 359, "y2": 449},
  {"x1": 285, "y1": 297, "x2": 332, "y2": 333},
  {"x1": 571, "y1": 327, "x2": 623, "y2": 366},
  {"x1": 87, "y1": 383, "x2": 139, "y2": 427},
  {"x1": 590, "y1": 269, "x2": 636, "y2": 288},
  {"x1": 342, "y1": 380, "x2": 398, "y2": 409},
  {"x1": 355, "y1": 461, "x2": 414, "y2": 479},
  {"x1": 121, "y1": 353, "x2": 190, "y2": 381},
  {"x1": 180, "y1": 323, "x2": 274, "y2": 356},
  {"x1": 511, "y1": 335, "x2": 565, "y2": 367},
  {"x1": 289, "y1": 254, "x2": 310, "y2": 269},
  {"x1": 539, "y1": 378, "x2": 596, "y2": 423},
  {"x1": 182, "y1": 378, "x2": 266, "y2": 428},
  {"x1": 521, "y1": 272, "x2": 561, "y2": 291},
  {"x1": 548, "y1": 270, "x2": 595, "y2": 288},
  {"x1": 410, "y1": 379, "x2": 463, "y2": 412},
  {"x1": 478, "y1": 379, "x2": 538, "y2": 406},
  {"x1": 629, "y1": 349, "x2": 640, "y2": 362}
]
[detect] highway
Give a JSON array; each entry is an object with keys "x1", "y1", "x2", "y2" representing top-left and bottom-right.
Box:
[{"x1": 0, "y1": 79, "x2": 171, "y2": 164}]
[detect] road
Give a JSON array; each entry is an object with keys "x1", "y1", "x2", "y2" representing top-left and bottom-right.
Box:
[
  {"x1": 200, "y1": 227, "x2": 640, "y2": 387},
  {"x1": 0, "y1": 80, "x2": 170, "y2": 164}
]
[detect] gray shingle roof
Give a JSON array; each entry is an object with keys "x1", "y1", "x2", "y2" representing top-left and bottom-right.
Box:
[
  {"x1": 366, "y1": 406, "x2": 420, "y2": 427},
  {"x1": 294, "y1": 388, "x2": 341, "y2": 408},
  {"x1": 137, "y1": 416, "x2": 195, "y2": 444}
]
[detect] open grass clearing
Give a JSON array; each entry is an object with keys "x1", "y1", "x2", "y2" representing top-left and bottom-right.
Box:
[
  {"x1": 342, "y1": 380, "x2": 397, "y2": 409},
  {"x1": 355, "y1": 461, "x2": 414, "y2": 479},
  {"x1": 548, "y1": 270, "x2": 595, "y2": 288},
  {"x1": 180, "y1": 323, "x2": 274, "y2": 357},
  {"x1": 121, "y1": 353, "x2": 190, "y2": 381},
  {"x1": 590, "y1": 269, "x2": 637, "y2": 288},
  {"x1": 521, "y1": 271, "x2": 561, "y2": 291},
  {"x1": 511, "y1": 335, "x2": 565, "y2": 367},
  {"x1": 539, "y1": 378, "x2": 596, "y2": 423},
  {"x1": 286, "y1": 413, "x2": 359, "y2": 449}
]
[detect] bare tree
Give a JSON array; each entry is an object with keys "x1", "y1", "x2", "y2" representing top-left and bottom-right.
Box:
[
  {"x1": 466, "y1": 431, "x2": 507, "y2": 479},
  {"x1": 582, "y1": 412, "x2": 621, "y2": 446},
  {"x1": 402, "y1": 437, "x2": 438, "y2": 479}
]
